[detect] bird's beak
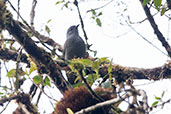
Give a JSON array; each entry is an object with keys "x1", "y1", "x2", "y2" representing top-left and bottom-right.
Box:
[{"x1": 76, "y1": 24, "x2": 79, "y2": 28}]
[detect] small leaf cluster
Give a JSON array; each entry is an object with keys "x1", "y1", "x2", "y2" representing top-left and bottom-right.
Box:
[
  {"x1": 6, "y1": 60, "x2": 51, "y2": 90},
  {"x1": 56, "y1": 0, "x2": 71, "y2": 9},
  {"x1": 45, "y1": 19, "x2": 52, "y2": 35},
  {"x1": 91, "y1": 9, "x2": 103, "y2": 27},
  {"x1": 68, "y1": 57, "x2": 111, "y2": 86},
  {"x1": 151, "y1": 91, "x2": 165, "y2": 109},
  {"x1": 29, "y1": 62, "x2": 51, "y2": 87},
  {"x1": 143, "y1": 0, "x2": 162, "y2": 11},
  {"x1": 142, "y1": 0, "x2": 170, "y2": 15}
]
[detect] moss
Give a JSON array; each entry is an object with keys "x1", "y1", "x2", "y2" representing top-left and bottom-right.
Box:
[
  {"x1": 54, "y1": 86, "x2": 116, "y2": 114},
  {"x1": 0, "y1": 1, "x2": 13, "y2": 31}
]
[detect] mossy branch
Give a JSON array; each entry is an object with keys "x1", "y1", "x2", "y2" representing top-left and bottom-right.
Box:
[{"x1": 0, "y1": 1, "x2": 71, "y2": 94}]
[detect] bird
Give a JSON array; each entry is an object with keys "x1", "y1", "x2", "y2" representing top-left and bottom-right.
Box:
[{"x1": 63, "y1": 25, "x2": 86, "y2": 60}]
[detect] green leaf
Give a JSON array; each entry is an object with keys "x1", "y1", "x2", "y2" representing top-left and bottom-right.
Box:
[
  {"x1": 91, "y1": 16, "x2": 95, "y2": 19},
  {"x1": 66, "y1": 108, "x2": 74, "y2": 114},
  {"x1": 96, "y1": 18, "x2": 102, "y2": 27},
  {"x1": 92, "y1": 61, "x2": 99, "y2": 70},
  {"x1": 92, "y1": 9, "x2": 96, "y2": 15},
  {"x1": 161, "y1": 7, "x2": 166, "y2": 16},
  {"x1": 155, "y1": 96, "x2": 161, "y2": 100},
  {"x1": 87, "y1": 74, "x2": 98, "y2": 85},
  {"x1": 64, "y1": 2, "x2": 69, "y2": 8},
  {"x1": 98, "y1": 12, "x2": 103, "y2": 16},
  {"x1": 74, "y1": 76, "x2": 80, "y2": 83},
  {"x1": 161, "y1": 91, "x2": 165, "y2": 97},
  {"x1": 72, "y1": 82, "x2": 83, "y2": 88},
  {"x1": 80, "y1": 59, "x2": 93, "y2": 66},
  {"x1": 56, "y1": 0, "x2": 64, "y2": 5},
  {"x1": 45, "y1": 25, "x2": 51, "y2": 35},
  {"x1": 56, "y1": 1, "x2": 61, "y2": 5},
  {"x1": 142, "y1": 0, "x2": 151, "y2": 7},
  {"x1": 154, "y1": 0, "x2": 162, "y2": 11},
  {"x1": 72, "y1": 61, "x2": 84, "y2": 70},
  {"x1": 33, "y1": 75, "x2": 43, "y2": 84},
  {"x1": 7, "y1": 69, "x2": 16, "y2": 78},
  {"x1": 0, "y1": 92, "x2": 3, "y2": 95},
  {"x1": 44, "y1": 76, "x2": 51, "y2": 87},
  {"x1": 47, "y1": 19, "x2": 52, "y2": 23},
  {"x1": 108, "y1": 63, "x2": 112, "y2": 74},
  {"x1": 152, "y1": 101, "x2": 159, "y2": 106},
  {"x1": 29, "y1": 63, "x2": 37, "y2": 75},
  {"x1": 94, "y1": 50, "x2": 97, "y2": 57},
  {"x1": 99, "y1": 57, "x2": 110, "y2": 64}
]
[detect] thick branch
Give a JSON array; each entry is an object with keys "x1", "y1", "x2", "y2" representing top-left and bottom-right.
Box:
[
  {"x1": 0, "y1": 47, "x2": 170, "y2": 82},
  {"x1": 98, "y1": 62, "x2": 171, "y2": 82},
  {"x1": 0, "y1": 48, "x2": 30, "y2": 65},
  {"x1": 0, "y1": 47, "x2": 170, "y2": 81},
  {"x1": 140, "y1": 0, "x2": 171, "y2": 57},
  {"x1": 67, "y1": 62, "x2": 171, "y2": 85}
]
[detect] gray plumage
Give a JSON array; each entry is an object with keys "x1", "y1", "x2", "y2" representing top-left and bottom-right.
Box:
[{"x1": 63, "y1": 25, "x2": 86, "y2": 60}]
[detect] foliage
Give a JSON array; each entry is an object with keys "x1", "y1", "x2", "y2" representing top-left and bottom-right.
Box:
[
  {"x1": 142, "y1": 0, "x2": 170, "y2": 15},
  {"x1": 68, "y1": 57, "x2": 111, "y2": 86},
  {"x1": 91, "y1": 9, "x2": 103, "y2": 27}
]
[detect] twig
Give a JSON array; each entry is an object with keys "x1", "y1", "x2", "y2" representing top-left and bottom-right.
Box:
[
  {"x1": 78, "y1": 69, "x2": 104, "y2": 102},
  {"x1": 28, "y1": 76, "x2": 58, "y2": 102},
  {"x1": 0, "y1": 39, "x2": 15, "y2": 42},
  {"x1": 30, "y1": 0, "x2": 37, "y2": 28},
  {"x1": 0, "y1": 102, "x2": 10, "y2": 114},
  {"x1": 86, "y1": 0, "x2": 114, "y2": 13},
  {"x1": 35, "y1": 85, "x2": 44, "y2": 106},
  {"x1": 138, "y1": 89, "x2": 149, "y2": 110},
  {"x1": 74, "y1": 0, "x2": 91, "y2": 50},
  {"x1": 125, "y1": 19, "x2": 168, "y2": 57},
  {"x1": 15, "y1": 48, "x2": 23, "y2": 91},
  {"x1": 17, "y1": 0, "x2": 20, "y2": 20},
  {"x1": 128, "y1": 12, "x2": 158, "y2": 24},
  {"x1": 0, "y1": 95, "x2": 19, "y2": 106},
  {"x1": 75, "y1": 94, "x2": 128, "y2": 114},
  {"x1": 3, "y1": 62, "x2": 13, "y2": 90}
]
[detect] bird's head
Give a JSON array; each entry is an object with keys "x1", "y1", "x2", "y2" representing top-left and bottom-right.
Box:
[{"x1": 67, "y1": 24, "x2": 79, "y2": 39}]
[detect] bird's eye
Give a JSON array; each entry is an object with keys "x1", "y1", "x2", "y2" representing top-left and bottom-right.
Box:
[{"x1": 70, "y1": 27, "x2": 74, "y2": 31}]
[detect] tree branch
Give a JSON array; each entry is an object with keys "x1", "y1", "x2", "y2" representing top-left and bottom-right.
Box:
[
  {"x1": 0, "y1": 95, "x2": 19, "y2": 106},
  {"x1": 74, "y1": 0, "x2": 93, "y2": 51},
  {"x1": 0, "y1": 47, "x2": 170, "y2": 82},
  {"x1": 67, "y1": 62, "x2": 171, "y2": 85},
  {"x1": 75, "y1": 93, "x2": 128, "y2": 114},
  {"x1": 30, "y1": 0, "x2": 37, "y2": 28},
  {"x1": 140, "y1": 0, "x2": 171, "y2": 58},
  {"x1": 98, "y1": 62, "x2": 171, "y2": 81},
  {"x1": 0, "y1": 48, "x2": 30, "y2": 65}
]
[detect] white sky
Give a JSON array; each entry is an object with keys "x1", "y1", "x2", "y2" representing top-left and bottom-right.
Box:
[{"x1": 0, "y1": 0, "x2": 171, "y2": 114}]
